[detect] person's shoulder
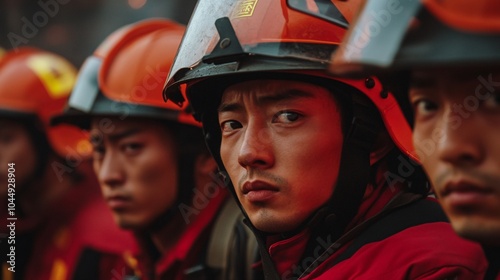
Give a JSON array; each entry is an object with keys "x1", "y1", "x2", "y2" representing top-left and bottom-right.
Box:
[
  {"x1": 355, "y1": 222, "x2": 487, "y2": 279},
  {"x1": 67, "y1": 191, "x2": 138, "y2": 254},
  {"x1": 308, "y1": 223, "x2": 488, "y2": 279}
]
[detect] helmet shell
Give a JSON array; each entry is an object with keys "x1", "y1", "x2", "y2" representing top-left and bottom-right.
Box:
[
  {"x1": 330, "y1": 0, "x2": 500, "y2": 75},
  {"x1": 164, "y1": 0, "x2": 417, "y2": 161},
  {"x1": 53, "y1": 19, "x2": 199, "y2": 128},
  {"x1": 0, "y1": 47, "x2": 91, "y2": 158}
]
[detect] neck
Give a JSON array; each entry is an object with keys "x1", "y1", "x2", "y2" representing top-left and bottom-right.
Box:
[
  {"x1": 148, "y1": 157, "x2": 217, "y2": 254},
  {"x1": 150, "y1": 212, "x2": 187, "y2": 254}
]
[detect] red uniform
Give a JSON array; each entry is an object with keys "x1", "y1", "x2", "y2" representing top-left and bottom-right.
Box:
[
  {"x1": 261, "y1": 176, "x2": 488, "y2": 279},
  {"x1": 1, "y1": 162, "x2": 137, "y2": 280},
  {"x1": 128, "y1": 189, "x2": 228, "y2": 280}
]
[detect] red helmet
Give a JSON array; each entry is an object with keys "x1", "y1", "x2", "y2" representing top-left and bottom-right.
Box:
[
  {"x1": 330, "y1": 0, "x2": 500, "y2": 75},
  {"x1": 52, "y1": 18, "x2": 198, "y2": 128},
  {"x1": 0, "y1": 47, "x2": 91, "y2": 158},
  {"x1": 163, "y1": 0, "x2": 416, "y2": 162},
  {"x1": 52, "y1": 19, "x2": 206, "y2": 221},
  {"x1": 163, "y1": 1, "x2": 427, "y2": 275}
]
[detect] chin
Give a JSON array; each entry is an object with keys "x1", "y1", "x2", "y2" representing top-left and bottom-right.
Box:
[
  {"x1": 250, "y1": 214, "x2": 300, "y2": 233},
  {"x1": 113, "y1": 215, "x2": 144, "y2": 231},
  {"x1": 452, "y1": 218, "x2": 500, "y2": 246}
]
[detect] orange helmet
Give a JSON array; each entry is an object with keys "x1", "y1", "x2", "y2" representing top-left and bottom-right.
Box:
[
  {"x1": 164, "y1": 0, "x2": 416, "y2": 161},
  {"x1": 0, "y1": 47, "x2": 91, "y2": 158},
  {"x1": 52, "y1": 19, "x2": 207, "y2": 223},
  {"x1": 330, "y1": 0, "x2": 500, "y2": 75},
  {"x1": 52, "y1": 18, "x2": 198, "y2": 128},
  {"x1": 163, "y1": 1, "x2": 428, "y2": 274}
]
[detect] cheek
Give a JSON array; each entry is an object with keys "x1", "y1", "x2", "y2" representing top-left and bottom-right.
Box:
[
  {"x1": 220, "y1": 139, "x2": 232, "y2": 167},
  {"x1": 220, "y1": 138, "x2": 239, "y2": 177},
  {"x1": 412, "y1": 126, "x2": 436, "y2": 167},
  {"x1": 296, "y1": 124, "x2": 342, "y2": 187},
  {"x1": 8, "y1": 138, "x2": 37, "y2": 185},
  {"x1": 135, "y1": 151, "x2": 179, "y2": 207}
]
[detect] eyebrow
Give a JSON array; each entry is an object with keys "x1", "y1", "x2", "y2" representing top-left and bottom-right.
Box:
[
  {"x1": 89, "y1": 128, "x2": 142, "y2": 145},
  {"x1": 410, "y1": 75, "x2": 437, "y2": 88},
  {"x1": 218, "y1": 89, "x2": 314, "y2": 113}
]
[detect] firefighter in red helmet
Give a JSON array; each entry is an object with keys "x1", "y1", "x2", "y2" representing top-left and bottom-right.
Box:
[
  {"x1": 53, "y1": 18, "x2": 257, "y2": 280},
  {"x1": 332, "y1": 0, "x2": 500, "y2": 278},
  {"x1": 0, "y1": 47, "x2": 136, "y2": 280},
  {"x1": 163, "y1": 0, "x2": 488, "y2": 279}
]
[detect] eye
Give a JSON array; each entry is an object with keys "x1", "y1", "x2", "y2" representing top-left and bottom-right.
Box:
[
  {"x1": 122, "y1": 143, "x2": 144, "y2": 155},
  {"x1": 272, "y1": 111, "x2": 301, "y2": 124},
  {"x1": 220, "y1": 120, "x2": 242, "y2": 133},
  {"x1": 412, "y1": 99, "x2": 438, "y2": 117},
  {"x1": 483, "y1": 91, "x2": 500, "y2": 109},
  {"x1": 92, "y1": 145, "x2": 105, "y2": 160},
  {"x1": 0, "y1": 132, "x2": 14, "y2": 144}
]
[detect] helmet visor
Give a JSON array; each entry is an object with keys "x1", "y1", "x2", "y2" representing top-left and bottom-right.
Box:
[
  {"x1": 166, "y1": 0, "x2": 350, "y2": 89},
  {"x1": 67, "y1": 56, "x2": 101, "y2": 112}
]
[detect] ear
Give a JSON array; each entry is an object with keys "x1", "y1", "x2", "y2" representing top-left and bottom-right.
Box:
[{"x1": 194, "y1": 153, "x2": 218, "y2": 176}]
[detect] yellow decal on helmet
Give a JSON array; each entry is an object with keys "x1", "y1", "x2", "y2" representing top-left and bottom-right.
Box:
[
  {"x1": 0, "y1": 48, "x2": 5, "y2": 59},
  {"x1": 234, "y1": 0, "x2": 259, "y2": 18},
  {"x1": 27, "y1": 54, "x2": 76, "y2": 99}
]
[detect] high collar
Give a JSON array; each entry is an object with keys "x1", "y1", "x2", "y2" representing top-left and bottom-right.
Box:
[
  {"x1": 135, "y1": 188, "x2": 228, "y2": 279},
  {"x1": 263, "y1": 165, "x2": 407, "y2": 278}
]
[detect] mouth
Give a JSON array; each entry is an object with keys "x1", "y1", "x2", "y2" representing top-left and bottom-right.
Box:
[
  {"x1": 441, "y1": 179, "x2": 493, "y2": 209},
  {"x1": 242, "y1": 181, "x2": 279, "y2": 203},
  {"x1": 105, "y1": 195, "x2": 132, "y2": 210}
]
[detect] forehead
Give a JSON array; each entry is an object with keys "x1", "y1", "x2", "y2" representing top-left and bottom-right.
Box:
[
  {"x1": 220, "y1": 79, "x2": 335, "y2": 106},
  {"x1": 0, "y1": 118, "x2": 23, "y2": 129},
  {"x1": 411, "y1": 68, "x2": 500, "y2": 83},
  {"x1": 88, "y1": 117, "x2": 171, "y2": 139}
]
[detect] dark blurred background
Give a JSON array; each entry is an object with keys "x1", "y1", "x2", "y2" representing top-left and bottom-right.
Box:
[{"x1": 0, "y1": 0, "x2": 198, "y2": 67}]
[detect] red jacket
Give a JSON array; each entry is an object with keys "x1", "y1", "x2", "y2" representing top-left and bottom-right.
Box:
[
  {"x1": 1, "y1": 162, "x2": 137, "y2": 280},
  {"x1": 131, "y1": 188, "x2": 229, "y2": 280},
  {"x1": 261, "y1": 171, "x2": 489, "y2": 279}
]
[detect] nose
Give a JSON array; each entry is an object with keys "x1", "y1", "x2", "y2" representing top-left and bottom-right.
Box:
[
  {"x1": 435, "y1": 111, "x2": 485, "y2": 167},
  {"x1": 237, "y1": 123, "x2": 274, "y2": 169},
  {"x1": 96, "y1": 151, "x2": 124, "y2": 188}
]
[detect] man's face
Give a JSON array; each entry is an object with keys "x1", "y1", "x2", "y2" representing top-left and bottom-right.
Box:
[
  {"x1": 90, "y1": 118, "x2": 179, "y2": 230},
  {"x1": 0, "y1": 119, "x2": 37, "y2": 197},
  {"x1": 410, "y1": 70, "x2": 500, "y2": 246},
  {"x1": 218, "y1": 80, "x2": 344, "y2": 233}
]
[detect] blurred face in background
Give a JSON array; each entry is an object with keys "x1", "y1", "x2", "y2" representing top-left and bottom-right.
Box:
[
  {"x1": 0, "y1": 119, "x2": 37, "y2": 198},
  {"x1": 410, "y1": 69, "x2": 500, "y2": 246},
  {"x1": 90, "y1": 118, "x2": 179, "y2": 230}
]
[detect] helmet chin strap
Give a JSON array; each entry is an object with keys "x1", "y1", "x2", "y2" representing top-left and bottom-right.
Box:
[
  {"x1": 325, "y1": 92, "x2": 379, "y2": 236},
  {"x1": 199, "y1": 75, "x2": 382, "y2": 280}
]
